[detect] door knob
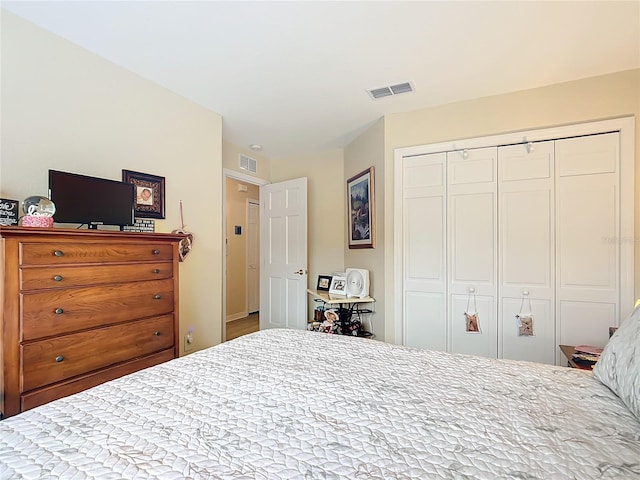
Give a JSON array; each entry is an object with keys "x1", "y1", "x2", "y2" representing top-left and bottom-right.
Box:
[{"x1": 293, "y1": 269, "x2": 308, "y2": 275}]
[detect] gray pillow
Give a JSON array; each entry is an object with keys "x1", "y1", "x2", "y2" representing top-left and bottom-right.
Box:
[{"x1": 593, "y1": 306, "x2": 640, "y2": 421}]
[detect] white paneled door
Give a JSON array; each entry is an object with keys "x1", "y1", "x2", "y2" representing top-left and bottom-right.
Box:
[
  {"x1": 402, "y1": 152, "x2": 447, "y2": 350},
  {"x1": 499, "y1": 141, "x2": 555, "y2": 364},
  {"x1": 447, "y1": 147, "x2": 498, "y2": 358},
  {"x1": 555, "y1": 133, "x2": 620, "y2": 353},
  {"x1": 396, "y1": 119, "x2": 633, "y2": 365},
  {"x1": 259, "y1": 177, "x2": 308, "y2": 331}
]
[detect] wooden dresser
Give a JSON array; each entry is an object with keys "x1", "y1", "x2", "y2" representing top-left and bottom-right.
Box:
[{"x1": 0, "y1": 227, "x2": 183, "y2": 418}]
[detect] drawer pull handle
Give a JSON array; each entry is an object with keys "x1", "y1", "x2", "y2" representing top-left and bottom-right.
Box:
[
  {"x1": 54, "y1": 250, "x2": 64, "y2": 257},
  {"x1": 153, "y1": 269, "x2": 160, "y2": 274},
  {"x1": 53, "y1": 275, "x2": 63, "y2": 282},
  {"x1": 54, "y1": 308, "x2": 64, "y2": 315},
  {"x1": 153, "y1": 249, "x2": 160, "y2": 255},
  {"x1": 154, "y1": 331, "x2": 161, "y2": 336},
  {"x1": 55, "y1": 355, "x2": 64, "y2": 363},
  {"x1": 154, "y1": 294, "x2": 162, "y2": 300}
]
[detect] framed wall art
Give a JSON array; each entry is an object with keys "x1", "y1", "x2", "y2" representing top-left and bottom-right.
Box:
[
  {"x1": 122, "y1": 170, "x2": 166, "y2": 219},
  {"x1": 347, "y1": 166, "x2": 375, "y2": 249}
]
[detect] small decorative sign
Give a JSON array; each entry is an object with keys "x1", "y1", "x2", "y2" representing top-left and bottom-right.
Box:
[
  {"x1": 122, "y1": 218, "x2": 156, "y2": 233},
  {"x1": 0, "y1": 198, "x2": 19, "y2": 226}
]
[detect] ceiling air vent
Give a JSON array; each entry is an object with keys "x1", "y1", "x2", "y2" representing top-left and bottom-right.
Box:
[
  {"x1": 369, "y1": 87, "x2": 393, "y2": 99},
  {"x1": 367, "y1": 81, "x2": 415, "y2": 100},
  {"x1": 239, "y1": 154, "x2": 258, "y2": 174}
]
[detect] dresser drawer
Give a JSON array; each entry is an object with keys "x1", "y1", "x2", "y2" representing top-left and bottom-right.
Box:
[
  {"x1": 21, "y1": 349, "x2": 175, "y2": 412},
  {"x1": 20, "y1": 242, "x2": 174, "y2": 266},
  {"x1": 20, "y1": 262, "x2": 173, "y2": 290},
  {"x1": 22, "y1": 279, "x2": 174, "y2": 340},
  {"x1": 21, "y1": 314, "x2": 175, "y2": 391}
]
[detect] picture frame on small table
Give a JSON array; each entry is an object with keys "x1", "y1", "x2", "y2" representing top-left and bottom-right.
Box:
[
  {"x1": 317, "y1": 275, "x2": 332, "y2": 291},
  {"x1": 329, "y1": 275, "x2": 347, "y2": 295}
]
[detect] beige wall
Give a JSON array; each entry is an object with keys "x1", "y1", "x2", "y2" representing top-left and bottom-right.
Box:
[
  {"x1": 271, "y1": 149, "x2": 346, "y2": 318},
  {"x1": 379, "y1": 69, "x2": 640, "y2": 342},
  {"x1": 1, "y1": 12, "x2": 224, "y2": 353},
  {"x1": 225, "y1": 177, "x2": 259, "y2": 319},
  {"x1": 344, "y1": 118, "x2": 385, "y2": 338},
  {"x1": 222, "y1": 140, "x2": 271, "y2": 182}
]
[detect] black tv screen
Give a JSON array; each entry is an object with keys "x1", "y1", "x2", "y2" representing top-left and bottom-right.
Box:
[{"x1": 49, "y1": 170, "x2": 135, "y2": 228}]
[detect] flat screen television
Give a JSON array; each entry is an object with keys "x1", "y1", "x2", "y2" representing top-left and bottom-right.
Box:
[{"x1": 48, "y1": 170, "x2": 135, "y2": 229}]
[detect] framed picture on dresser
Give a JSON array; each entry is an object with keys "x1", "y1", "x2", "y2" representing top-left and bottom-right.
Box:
[{"x1": 122, "y1": 170, "x2": 166, "y2": 219}]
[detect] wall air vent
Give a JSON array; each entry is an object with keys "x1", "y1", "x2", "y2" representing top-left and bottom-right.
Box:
[
  {"x1": 367, "y1": 81, "x2": 414, "y2": 100},
  {"x1": 239, "y1": 154, "x2": 258, "y2": 174}
]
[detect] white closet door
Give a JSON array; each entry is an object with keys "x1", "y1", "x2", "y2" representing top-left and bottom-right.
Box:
[
  {"x1": 448, "y1": 147, "x2": 498, "y2": 358},
  {"x1": 402, "y1": 153, "x2": 447, "y2": 350},
  {"x1": 498, "y1": 141, "x2": 556, "y2": 364},
  {"x1": 556, "y1": 133, "x2": 620, "y2": 355}
]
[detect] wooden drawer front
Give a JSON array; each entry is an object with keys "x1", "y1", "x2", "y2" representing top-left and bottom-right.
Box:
[
  {"x1": 21, "y1": 262, "x2": 173, "y2": 290},
  {"x1": 22, "y1": 314, "x2": 174, "y2": 392},
  {"x1": 21, "y1": 349, "x2": 175, "y2": 412},
  {"x1": 22, "y1": 279, "x2": 175, "y2": 341},
  {"x1": 20, "y1": 242, "x2": 174, "y2": 266}
]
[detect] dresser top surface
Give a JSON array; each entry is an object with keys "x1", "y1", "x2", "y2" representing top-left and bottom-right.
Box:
[{"x1": 0, "y1": 226, "x2": 185, "y2": 242}]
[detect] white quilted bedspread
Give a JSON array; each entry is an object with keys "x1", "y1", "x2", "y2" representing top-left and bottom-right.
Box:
[{"x1": 1, "y1": 329, "x2": 639, "y2": 479}]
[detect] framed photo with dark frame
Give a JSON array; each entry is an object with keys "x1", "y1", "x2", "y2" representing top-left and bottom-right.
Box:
[
  {"x1": 122, "y1": 170, "x2": 166, "y2": 219},
  {"x1": 347, "y1": 166, "x2": 375, "y2": 249},
  {"x1": 317, "y1": 275, "x2": 332, "y2": 291}
]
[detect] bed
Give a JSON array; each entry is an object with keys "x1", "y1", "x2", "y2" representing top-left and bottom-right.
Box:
[{"x1": 1, "y1": 315, "x2": 639, "y2": 479}]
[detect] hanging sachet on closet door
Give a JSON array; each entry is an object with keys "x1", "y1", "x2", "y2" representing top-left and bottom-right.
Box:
[
  {"x1": 465, "y1": 291, "x2": 481, "y2": 333},
  {"x1": 516, "y1": 294, "x2": 535, "y2": 336}
]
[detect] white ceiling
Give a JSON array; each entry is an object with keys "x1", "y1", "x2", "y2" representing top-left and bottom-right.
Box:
[{"x1": 3, "y1": 1, "x2": 639, "y2": 157}]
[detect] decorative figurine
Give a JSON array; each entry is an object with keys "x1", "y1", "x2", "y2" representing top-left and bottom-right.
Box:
[{"x1": 20, "y1": 196, "x2": 56, "y2": 228}]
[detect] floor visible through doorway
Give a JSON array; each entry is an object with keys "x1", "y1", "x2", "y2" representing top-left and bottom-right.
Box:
[{"x1": 226, "y1": 312, "x2": 259, "y2": 341}]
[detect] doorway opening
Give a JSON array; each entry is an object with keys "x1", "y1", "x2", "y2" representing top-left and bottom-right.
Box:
[{"x1": 223, "y1": 168, "x2": 268, "y2": 342}]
